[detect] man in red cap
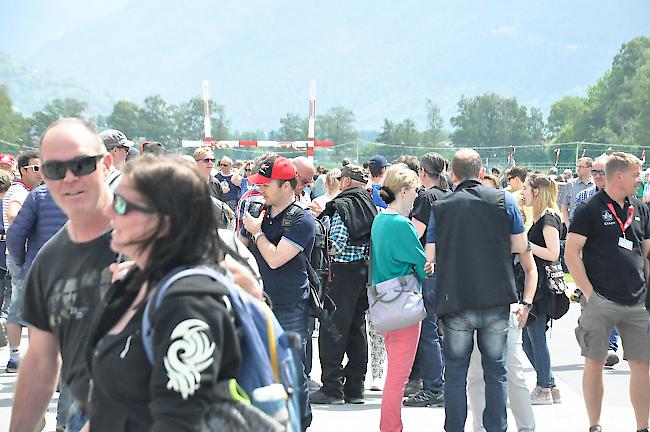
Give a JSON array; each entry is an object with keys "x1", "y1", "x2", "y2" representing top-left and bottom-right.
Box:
[{"x1": 241, "y1": 155, "x2": 315, "y2": 431}]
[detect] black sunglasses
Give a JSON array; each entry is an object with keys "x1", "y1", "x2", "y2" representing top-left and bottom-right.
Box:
[
  {"x1": 112, "y1": 193, "x2": 155, "y2": 216},
  {"x1": 591, "y1": 169, "x2": 606, "y2": 176},
  {"x1": 41, "y1": 154, "x2": 105, "y2": 180}
]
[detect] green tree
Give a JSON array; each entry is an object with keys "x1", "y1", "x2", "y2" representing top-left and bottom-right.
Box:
[
  {"x1": 107, "y1": 100, "x2": 142, "y2": 139},
  {"x1": 376, "y1": 119, "x2": 397, "y2": 145},
  {"x1": 422, "y1": 98, "x2": 445, "y2": 144},
  {"x1": 138, "y1": 95, "x2": 177, "y2": 147},
  {"x1": 317, "y1": 106, "x2": 357, "y2": 145},
  {"x1": 0, "y1": 86, "x2": 29, "y2": 149},
  {"x1": 547, "y1": 96, "x2": 587, "y2": 140},
  {"x1": 277, "y1": 113, "x2": 307, "y2": 141},
  {"x1": 174, "y1": 97, "x2": 230, "y2": 142},
  {"x1": 30, "y1": 98, "x2": 87, "y2": 140}
]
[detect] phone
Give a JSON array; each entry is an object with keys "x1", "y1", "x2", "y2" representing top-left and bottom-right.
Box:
[{"x1": 248, "y1": 201, "x2": 264, "y2": 218}]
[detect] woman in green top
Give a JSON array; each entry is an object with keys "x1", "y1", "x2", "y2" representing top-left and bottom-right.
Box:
[{"x1": 371, "y1": 164, "x2": 427, "y2": 432}]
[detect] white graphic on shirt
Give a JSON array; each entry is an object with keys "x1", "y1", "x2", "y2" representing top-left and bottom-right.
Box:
[
  {"x1": 602, "y1": 210, "x2": 614, "y2": 222},
  {"x1": 119, "y1": 336, "x2": 132, "y2": 359},
  {"x1": 164, "y1": 319, "x2": 215, "y2": 400}
]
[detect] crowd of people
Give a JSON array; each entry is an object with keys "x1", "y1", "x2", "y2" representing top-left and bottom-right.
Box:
[{"x1": 0, "y1": 119, "x2": 649, "y2": 432}]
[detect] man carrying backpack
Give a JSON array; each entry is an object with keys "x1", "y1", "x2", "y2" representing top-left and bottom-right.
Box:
[
  {"x1": 241, "y1": 155, "x2": 315, "y2": 431},
  {"x1": 311, "y1": 164, "x2": 378, "y2": 405}
]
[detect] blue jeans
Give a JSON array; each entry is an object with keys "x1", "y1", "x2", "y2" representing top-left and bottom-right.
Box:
[
  {"x1": 57, "y1": 379, "x2": 72, "y2": 428},
  {"x1": 66, "y1": 400, "x2": 89, "y2": 432},
  {"x1": 442, "y1": 306, "x2": 509, "y2": 432},
  {"x1": 273, "y1": 300, "x2": 312, "y2": 431},
  {"x1": 416, "y1": 275, "x2": 444, "y2": 391},
  {"x1": 522, "y1": 311, "x2": 555, "y2": 388},
  {"x1": 0, "y1": 268, "x2": 11, "y2": 321},
  {"x1": 608, "y1": 327, "x2": 619, "y2": 352}
]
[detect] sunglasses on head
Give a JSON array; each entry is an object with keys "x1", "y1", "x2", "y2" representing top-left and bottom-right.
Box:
[
  {"x1": 41, "y1": 154, "x2": 104, "y2": 180},
  {"x1": 22, "y1": 164, "x2": 40, "y2": 173},
  {"x1": 112, "y1": 193, "x2": 155, "y2": 216}
]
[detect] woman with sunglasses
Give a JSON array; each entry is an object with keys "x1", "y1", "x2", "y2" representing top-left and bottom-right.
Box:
[{"x1": 85, "y1": 155, "x2": 242, "y2": 431}]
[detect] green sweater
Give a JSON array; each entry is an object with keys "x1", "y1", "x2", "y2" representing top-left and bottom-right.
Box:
[{"x1": 370, "y1": 212, "x2": 427, "y2": 285}]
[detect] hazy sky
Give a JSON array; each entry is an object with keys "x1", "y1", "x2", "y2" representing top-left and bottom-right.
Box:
[{"x1": 2, "y1": 0, "x2": 649, "y2": 130}]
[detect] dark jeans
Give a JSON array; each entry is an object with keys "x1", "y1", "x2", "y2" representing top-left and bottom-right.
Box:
[
  {"x1": 318, "y1": 261, "x2": 369, "y2": 399},
  {"x1": 306, "y1": 317, "x2": 315, "y2": 377},
  {"x1": 414, "y1": 275, "x2": 444, "y2": 391},
  {"x1": 273, "y1": 300, "x2": 312, "y2": 430},
  {"x1": 0, "y1": 268, "x2": 11, "y2": 321},
  {"x1": 442, "y1": 306, "x2": 509, "y2": 432}
]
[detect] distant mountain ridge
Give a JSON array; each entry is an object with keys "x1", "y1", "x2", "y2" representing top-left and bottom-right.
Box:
[
  {"x1": 1, "y1": 1, "x2": 648, "y2": 131},
  {"x1": 0, "y1": 51, "x2": 114, "y2": 117}
]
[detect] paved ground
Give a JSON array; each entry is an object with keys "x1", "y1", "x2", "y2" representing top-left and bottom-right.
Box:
[{"x1": 0, "y1": 300, "x2": 640, "y2": 431}]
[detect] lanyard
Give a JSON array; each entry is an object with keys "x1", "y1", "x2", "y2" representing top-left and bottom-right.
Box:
[{"x1": 606, "y1": 202, "x2": 634, "y2": 237}]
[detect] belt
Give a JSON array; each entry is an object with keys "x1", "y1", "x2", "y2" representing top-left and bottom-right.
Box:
[{"x1": 331, "y1": 259, "x2": 369, "y2": 266}]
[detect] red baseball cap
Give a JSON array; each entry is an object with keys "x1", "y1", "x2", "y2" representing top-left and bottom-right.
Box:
[
  {"x1": 248, "y1": 156, "x2": 297, "y2": 185},
  {"x1": 0, "y1": 154, "x2": 15, "y2": 168}
]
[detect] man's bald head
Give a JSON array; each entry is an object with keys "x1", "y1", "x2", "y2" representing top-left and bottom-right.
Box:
[
  {"x1": 40, "y1": 118, "x2": 105, "y2": 158},
  {"x1": 451, "y1": 148, "x2": 482, "y2": 182},
  {"x1": 292, "y1": 156, "x2": 316, "y2": 194}
]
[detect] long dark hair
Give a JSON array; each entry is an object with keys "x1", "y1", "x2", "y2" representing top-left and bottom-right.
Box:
[{"x1": 122, "y1": 155, "x2": 225, "y2": 293}]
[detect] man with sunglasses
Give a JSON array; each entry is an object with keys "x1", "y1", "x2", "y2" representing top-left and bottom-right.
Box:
[
  {"x1": 216, "y1": 155, "x2": 242, "y2": 210},
  {"x1": 99, "y1": 129, "x2": 133, "y2": 188},
  {"x1": 292, "y1": 156, "x2": 316, "y2": 205},
  {"x1": 192, "y1": 147, "x2": 225, "y2": 202},
  {"x1": 2, "y1": 150, "x2": 41, "y2": 374},
  {"x1": 11, "y1": 118, "x2": 117, "y2": 432}
]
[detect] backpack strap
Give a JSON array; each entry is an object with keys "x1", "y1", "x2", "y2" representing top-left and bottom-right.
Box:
[{"x1": 141, "y1": 265, "x2": 228, "y2": 365}]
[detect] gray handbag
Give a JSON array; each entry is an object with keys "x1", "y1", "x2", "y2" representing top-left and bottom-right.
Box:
[{"x1": 366, "y1": 242, "x2": 426, "y2": 333}]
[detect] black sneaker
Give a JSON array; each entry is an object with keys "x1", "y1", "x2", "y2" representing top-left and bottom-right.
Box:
[
  {"x1": 403, "y1": 389, "x2": 444, "y2": 407},
  {"x1": 403, "y1": 378, "x2": 423, "y2": 397},
  {"x1": 344, "y1": 394, "x2": 365, "y2": 404},
  {"x1": 310, "y1": 389, "x2": 344, "y2": 405},
  {"x1": 588, "y1": 426, "x2": 602, "y2": 432}
]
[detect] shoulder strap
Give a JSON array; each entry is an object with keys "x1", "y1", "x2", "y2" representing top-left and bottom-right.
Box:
[
  {"x1": 141, "y1": 265, "x2": 227, "y2": 365},
  {"x1": 280, "y1": 203, "x2": 304, "y2": 234}
]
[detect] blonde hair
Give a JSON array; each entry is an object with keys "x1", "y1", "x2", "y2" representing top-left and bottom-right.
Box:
[
  {"x1": 528, "y1": 173, "x2": 559, "y2": 221},
  {"x1": 325, "y1": 168, "x2": 341, "y2": 190},
  {"x1": 192, "y1": 146, "x2": 213, "y2": 161},
  {"x1": 380, "y1": 163, "x2": 420, "y2": 204},
  {"x1": 606, "y1": 152, "x2": 641, "y2": 181}
]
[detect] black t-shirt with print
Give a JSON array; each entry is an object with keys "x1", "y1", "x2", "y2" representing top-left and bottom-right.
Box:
[
  {"x1": 411, "y1": 186, "x2": 450, "y2": 247},
  {"x1": 22, "y1": 229, "x2": 117, "y2": 403},
  {"x1": 570, "y1": 189, "x2": 650, "y2": 305}
]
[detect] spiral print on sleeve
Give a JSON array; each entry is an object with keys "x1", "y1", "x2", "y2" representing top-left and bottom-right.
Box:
[{"x1": 163, "y1": 319, "x2": 216, "y2": 400}]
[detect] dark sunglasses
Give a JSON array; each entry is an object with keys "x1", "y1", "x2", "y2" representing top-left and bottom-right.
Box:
[
  {"x1": 41, "y1": 154, "x2": 104, "y2": 180},
  {"x1": 219, "y1": 163, "x2": 231, "y2": 167},
  {"x1": 591, "y1": 169, "x2": 606, "y2": 176},
  {"x1": 112, "y1": 193, "x2": 155, "y2": 216},
  {"x1": 199, "y1": 158, "x2": 216, "y2": 163}
]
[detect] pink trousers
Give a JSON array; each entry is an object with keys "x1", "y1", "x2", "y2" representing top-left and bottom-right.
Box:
[{"x1": 379, "y1": 322, "x2": 421, "y2": 432}]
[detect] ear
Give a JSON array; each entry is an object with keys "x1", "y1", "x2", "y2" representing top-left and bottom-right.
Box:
[
  {"x1": 102, "y1": 153, "x2": 113, "y2": 172},
  {"x1": 533, "y1": 188, "x2": 539, "y2": 197},
  {"x1": 158, "y1": 214, "x2": 172, "y2": 238}
]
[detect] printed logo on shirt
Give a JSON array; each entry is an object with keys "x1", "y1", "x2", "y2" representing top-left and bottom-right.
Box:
[
  {"x1": 164, "y1": 319, "x2": 215, "y2": 400},
  {"x1": 601, "y1": 210, "x2": 616, "y2": 226}
]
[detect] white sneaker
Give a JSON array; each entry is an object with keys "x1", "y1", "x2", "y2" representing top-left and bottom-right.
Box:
[
  {"x1": 605, "y1": 350, "x2": 619, "y2": 367},
  {"x1": 530, "y1": 386, "x2": 553, "y2": 405},
  {"x1": 369, "y1": 378, "x2": 383, "y2": 391}
]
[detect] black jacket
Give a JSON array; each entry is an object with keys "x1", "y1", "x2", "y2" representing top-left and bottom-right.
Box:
[
  {"x1": 320, "y1": 187, "x2": 378, "y2": 245},
  {"x1": 87, "y1": 271, "x2": 242, "y2": 431},
  {"x1": 433, "y1": 180, "x2": 518, "y2": 317}
]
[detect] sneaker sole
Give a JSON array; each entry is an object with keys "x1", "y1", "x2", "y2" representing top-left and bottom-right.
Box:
[
  {"x1": 530, "y1": 399, "x2": 553, "y2": 405},
  {"x1": 403, "y1": 400, "x2": 444, "y2": 408}
]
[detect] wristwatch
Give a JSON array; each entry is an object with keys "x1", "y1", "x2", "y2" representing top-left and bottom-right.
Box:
[
  {"x1": 252, "y1": 232, "x2": 265, "y2": 244},
  {"x1": 519, "y1": 300, "x2": 533, "y2": 311}
]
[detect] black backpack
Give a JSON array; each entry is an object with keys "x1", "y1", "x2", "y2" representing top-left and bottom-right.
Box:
[{"x1": 280, "y1": 203, "x2": 339, "y2": 337}]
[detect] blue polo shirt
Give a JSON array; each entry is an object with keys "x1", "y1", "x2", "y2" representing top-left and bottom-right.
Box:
[
  {"x1": 248, "y1": 205, "x2": 315, "y2": 307},
  {"x1": 426, "y1": 191, "x2": 525, "y2": 244}
]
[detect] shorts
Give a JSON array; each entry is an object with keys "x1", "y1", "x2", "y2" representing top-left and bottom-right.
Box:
[{"x1": 575, "y1": 291, "x2": 650, "y2": 361}]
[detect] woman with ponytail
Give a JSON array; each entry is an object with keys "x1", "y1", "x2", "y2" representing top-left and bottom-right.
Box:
[
  {"x1": 520, "y1": 173, "x2": 565, "y2": 405},
  {"x1": 370, "y1": 164, "x2": 427, "y2": 432}
]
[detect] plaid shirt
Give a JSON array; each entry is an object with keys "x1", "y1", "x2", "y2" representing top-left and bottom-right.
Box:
[
  {"x1": 329, "y1": 211, "x2": 369, "y2": 263},
  {"x1": 571, "y1": 185, "x2": 598, "y2": 220}
]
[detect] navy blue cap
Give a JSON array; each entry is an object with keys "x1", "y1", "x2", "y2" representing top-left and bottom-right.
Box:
[{"x1": 368, "y1": 155, "x2": 388, "y2": 167}]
